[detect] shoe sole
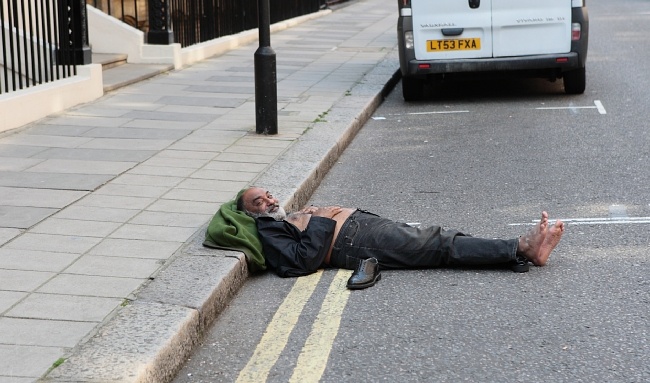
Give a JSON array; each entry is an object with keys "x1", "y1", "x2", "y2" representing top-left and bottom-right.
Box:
[{"x1": 511, "y1": 262, "x2": 530, "y2": 273}]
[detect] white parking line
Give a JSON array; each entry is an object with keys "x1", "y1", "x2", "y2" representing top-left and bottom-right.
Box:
[
  {"x1": 509, "y1": 217, "x2": 650, "y2": 226},
  {"x1": 373, "y1": 110, "x2": 470, "y2": 119},
  {"x1": 536, "y1": 106, "x2": 596, "y2": 110},
  {"x1": 535, "y1": 100, "x2": 607, "y2": 115},
  {"x1": 408, "y1": 110, "x2": 469, "y2": 115}
]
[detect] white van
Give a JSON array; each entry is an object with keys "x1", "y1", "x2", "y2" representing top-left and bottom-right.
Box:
[{"x1": 397, "y1": 0, "x2": 589, "y2": 100}]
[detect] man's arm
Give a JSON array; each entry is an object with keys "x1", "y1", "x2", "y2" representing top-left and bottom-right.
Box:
[{"x1": 256, "y1": 214, "x2": 337, "y2": 277}]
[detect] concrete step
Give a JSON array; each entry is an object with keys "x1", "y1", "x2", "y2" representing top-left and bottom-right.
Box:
[
  {"x1": 92, "y1": 53, "x2": 128, "y2": 70},
  {"x1": 92, "y1": 52, "x2": 173, "y2": 92},
  {"x1": 101, "y1": 62, "x2": 174, "y2": 92}
]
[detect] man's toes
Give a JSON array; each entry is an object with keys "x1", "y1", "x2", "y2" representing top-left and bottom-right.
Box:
[{"x1": 540, "y1": 212, "x2": 549, "y2": 226}]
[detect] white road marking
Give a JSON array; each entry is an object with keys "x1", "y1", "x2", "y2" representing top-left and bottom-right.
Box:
[
  {"x1": 408, "y1": 110, "x2": 469, "y2": 115},
  {"x1": 535, "y1": 100, "x2": 607, "y2": 115},
  {"x1": 377, "y1": 110, "x2": 469, "y2": 118},
  {"x1": 509, "y1": 217, "x2": 650, "y2": 226},
  {"x1": 536, "y1": 106, "x2": 596, "y2": 110}
]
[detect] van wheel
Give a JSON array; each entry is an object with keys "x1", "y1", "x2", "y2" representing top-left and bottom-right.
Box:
[
  {"x1": 563, "y1": 67, "x2": 586, "y2": 94},
  {"x1": 402, "y1": 77, "x2": 424, "y2": 101}
]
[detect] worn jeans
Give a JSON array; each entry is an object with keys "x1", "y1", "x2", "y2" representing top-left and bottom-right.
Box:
[{"x1": 329, "y1": 210, "x2": 518, "y2": 270}]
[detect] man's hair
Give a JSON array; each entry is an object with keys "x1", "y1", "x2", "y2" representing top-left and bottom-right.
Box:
[{"x1": 236, "y1": 194, "x2": 246, "y2": 212}]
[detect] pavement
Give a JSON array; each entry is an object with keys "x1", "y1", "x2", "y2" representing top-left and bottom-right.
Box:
[{"x1": 0, "y1": 0, "x2": 400, "y2": 382}]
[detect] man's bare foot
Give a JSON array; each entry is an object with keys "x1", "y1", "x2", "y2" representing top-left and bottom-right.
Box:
[{"x1": 517, "y1": 211, "x2": 565, "y2": 266}]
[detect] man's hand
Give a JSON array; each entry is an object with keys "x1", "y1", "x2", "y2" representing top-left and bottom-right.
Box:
[
  {"x1": 311, "y1": 206, "x2": 342, "y2": 219},
  {"x1": 298, "y1": 206, "x2": 318, "y2": 214}
]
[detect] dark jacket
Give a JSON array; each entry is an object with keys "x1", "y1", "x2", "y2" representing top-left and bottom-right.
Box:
[{"x1": 256, "y1": 216, "x2": 336, "y2": 277}]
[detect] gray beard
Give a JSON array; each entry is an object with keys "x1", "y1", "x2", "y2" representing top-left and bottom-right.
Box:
[{"x1": 250, "y1": 206, "x2": 287, "y2": 221}]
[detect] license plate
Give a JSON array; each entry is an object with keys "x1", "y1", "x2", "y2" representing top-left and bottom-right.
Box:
[{"x1": 426, "y1": 38, "x2": 481, "y2": 52}]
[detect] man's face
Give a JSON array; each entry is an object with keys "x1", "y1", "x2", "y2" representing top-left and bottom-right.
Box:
[{"x1": 242, "y1": 187, "x2": 286, "y2": 220}]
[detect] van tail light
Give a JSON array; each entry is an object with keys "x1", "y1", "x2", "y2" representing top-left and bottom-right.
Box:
[
  {"x1": 405, "y1": 31, "x2": 414, "y2": 49},
  {"x1": 571, "y1": 23, "x2": 582, "y2": 40}
]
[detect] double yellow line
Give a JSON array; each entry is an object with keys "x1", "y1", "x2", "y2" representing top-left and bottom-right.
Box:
[{"x1": 236, "y1": 269, "x2": 352, "y2": 383}]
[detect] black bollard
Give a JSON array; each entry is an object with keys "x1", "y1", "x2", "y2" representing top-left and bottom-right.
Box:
[{"x1": 254, "y1": 0, "x2": 278, "y2": 135}]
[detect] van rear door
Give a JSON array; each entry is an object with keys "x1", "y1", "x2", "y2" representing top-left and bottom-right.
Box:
[
  {"x1": 411, "y1": 0, "x2": 572, "y2": 60},
  {"x1": 492, "y1": 0, "x2": 572, "y2": 57},
  {"x1": 411, "y1": 0, "x2": 492, "y2": 60}
]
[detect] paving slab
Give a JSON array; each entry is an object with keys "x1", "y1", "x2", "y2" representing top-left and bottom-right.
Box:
[
  {"x1": 64, "y1": 255, "x2": 162, "y2": 278},
  {"x1": 32, "y1": 147, "x2": 158, "y2": 162},
  {"x1": 0, "y1": 290, "x2": 28, "y2": 313},
  {"x1": 87, "y1": 238, "x2": 183, "y2": 259},
  {"x1": 0, "y1": 171, "x2": 114, "y2": 190},
  {"x1": 93, "y1": 183, "x2": 171, "y2": 198},
  {"x1": 0, "y1": 249, "x2": 79, "y2": 272},
  {"x1": 78, "y1": 137, "x2": 176, "y2": 150},
  {"x1": 0, "y1": 157, "x2": 45, "y2": 171},
  {"x1": 0, "y1": 206, "x2": 58, "y2": 229},
  {"x1": 5, "y1": 233, "x2": 103, "y2": 254},
  {"x1": 25, "y1": 159, "x2": 137, "y2": 175},
  {"x1": 0, "y1": 269, "x2": 55, "y2": 291},
  {"x1": 0, "y1": 318, "x2": 97, "y2": 347},
  {"x1": 0, "y1": 134, "x2": 93, "y2": 148},
  {"x1": 0, "y1": 144, "x2": 48, "y2": 157},
  {"x1": 0, "y1": 228, "x2": 22, "y2": 245},
  {"x1": 6, "y1": 293, "x2": 122, "y2": 322},
  {"x1": 0, "y1": 345, "x2": 65, "y2": 380},
  {"x1": 0, "y1": 187, "x2": 88, "y2": 208},
  {"x1": 129, "y1": 211, "x2": 213, "y2": 228},
  {"x1": 53, "y1": 205, "x2": 141, "y2": 223},
  {"x1": 109, "y1": 224, "x2": 198, "y2": 243},
  {"x1": 36, "y1": 274, "x2": 145, "y2": 298},
  {"x1": 22, "y1": 125, "x2": 96, "y2": 136},
  {"x1": 30, "y1": 218, "x2": 121, "y2": 237}
]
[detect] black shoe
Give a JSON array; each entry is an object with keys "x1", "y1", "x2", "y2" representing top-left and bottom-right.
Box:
[
  {"x1": 510, "y1": 254, "x2": 530, "y2": 273},
  {"x1": 347, "y1": 257, "x2": 381, "y2": 289}
]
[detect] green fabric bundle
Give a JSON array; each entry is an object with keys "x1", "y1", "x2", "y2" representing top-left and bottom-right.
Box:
[{"x1": 203, "y1": 189, "x2": 266, "y2": 272}]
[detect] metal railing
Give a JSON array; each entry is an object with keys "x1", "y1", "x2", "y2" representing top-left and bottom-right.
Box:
[
  {"x1": 1, "y1": 0, "x2": 89, "y2": 95},
  {"x1": 87, "y1": 0, "x2": 147, "y2": 30},
  {"x1": 1, "y1": 0, "x2": 90, "y2": 95},
  {"x1": 168, "y1": 0, "x2": 324, "y2": 48},
  {"x1": 87, "y1": 0, "x2": 326, "y2": 48}
]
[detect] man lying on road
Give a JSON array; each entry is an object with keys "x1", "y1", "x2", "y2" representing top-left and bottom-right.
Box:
[{"x1": 235, "y1": 187, "x2": 565, "y2": 289}]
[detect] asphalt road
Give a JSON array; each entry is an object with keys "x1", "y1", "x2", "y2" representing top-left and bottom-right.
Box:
[{"x1": 173, "y1": 0, "x2": 649, "y2": 381}]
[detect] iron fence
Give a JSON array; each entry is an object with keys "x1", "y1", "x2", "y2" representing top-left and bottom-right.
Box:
[
  {"x1": 88, "y1": 0, "x2": 325, "y2": 48},
  {"x1": 169, "y1": 0, "x2": 324, "y2": 48},
  {"x1": 1, "y1": 0, "x2": 85, "y2": 95},
  {"x1": 87, "y1": 0, "x2": 147, "y2": 29}
]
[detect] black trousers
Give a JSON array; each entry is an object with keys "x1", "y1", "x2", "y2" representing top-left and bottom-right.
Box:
[{"x1": 329, "y1": 210, "x2": 518, "y2": 270}]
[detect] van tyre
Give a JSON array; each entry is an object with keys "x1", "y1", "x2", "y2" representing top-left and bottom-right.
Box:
[
  {"x1": 563, "y1": 67, "x2": 586, "y2": 94},
  {"x1": 402, "y1": 77, "x2": 424, "y2": 101}
]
